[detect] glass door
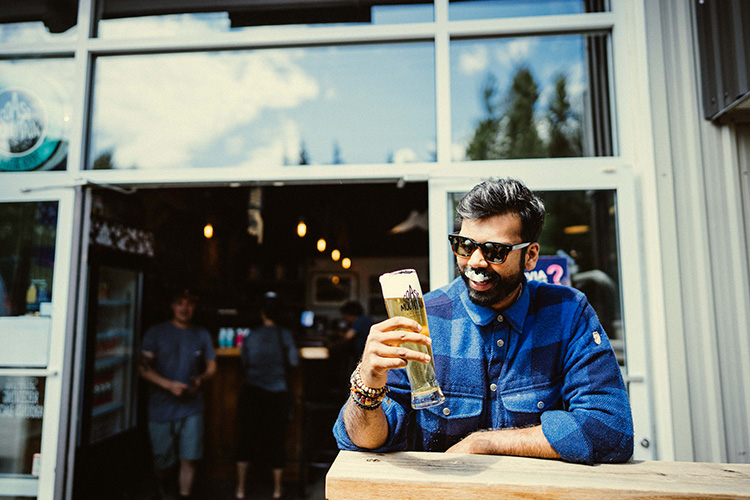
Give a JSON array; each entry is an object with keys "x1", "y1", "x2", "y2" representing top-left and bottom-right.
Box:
[
  {"x1": 428, "y1": 166, "x2": 653, "y2": 460},
  {"x1": 0, "y1": 178, "x2": 77, "y2": 499}
]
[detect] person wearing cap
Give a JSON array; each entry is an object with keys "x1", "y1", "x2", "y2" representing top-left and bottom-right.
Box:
[
  {"x1": 140, "y1": 289, "x2": 216, "y2": 499},
  {"x1": 333, "y1": 177, "x2": 633, "y2": 465}
]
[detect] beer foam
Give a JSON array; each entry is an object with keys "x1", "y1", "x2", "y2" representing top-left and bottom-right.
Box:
[{"x1": 379, "y1": 269, "x2": 423, "y2": 298}]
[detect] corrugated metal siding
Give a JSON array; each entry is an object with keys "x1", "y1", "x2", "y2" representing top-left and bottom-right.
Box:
[{"x1": 649, "y1": 0, "x2": 750, "y2": 463}]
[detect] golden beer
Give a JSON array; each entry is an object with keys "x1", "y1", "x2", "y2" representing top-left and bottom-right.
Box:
[{"x1": 380, "y1": 270, "x2": 445, "y2": 409}]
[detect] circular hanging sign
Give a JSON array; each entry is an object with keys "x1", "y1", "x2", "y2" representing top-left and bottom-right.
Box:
[{"x1": 0, "y1": 87, "x2": 65, "y2": 171}]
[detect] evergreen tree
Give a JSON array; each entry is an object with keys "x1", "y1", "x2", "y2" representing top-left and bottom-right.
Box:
[
  {"x1": 93, "y1": 150, "x2": 114, "y2": 170},
  {"x1": 547, "y1": 74, "x2": 582, "y2": 157},
  {"x1": 332, "y1": 141, "x2": 343, "y2": 164},
  {"x1": 466, "y1": 73, "x2": 502, "y2": 160},
  {"x1": 499, "y1": 67, "x2": 544, "y2": 159},
  {"x1": 299, "y1": 140, "x2": 309, "y2": 165}
]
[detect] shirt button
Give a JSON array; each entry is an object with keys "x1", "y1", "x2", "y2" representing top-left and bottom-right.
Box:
[
  {"x1": 537, "y1": 401, "x2": 545, "y2": 409},
  {"x1": 490, "y1": 383, "x2": 497, "y2": 392},
  {"x1": 443, "y1": 407, "x2": 451, "y2": 416},
  {"x1": 496, "y1": 339, "x2": 504, "y2": 347},
  {"x1": 497, "y1": 315, "x2": 504, "y2": 323}
]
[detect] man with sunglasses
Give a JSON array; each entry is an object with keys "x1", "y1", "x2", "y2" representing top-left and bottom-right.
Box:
[{"x1": 334, "y1": 177, "x2": 633, "y2": 465}]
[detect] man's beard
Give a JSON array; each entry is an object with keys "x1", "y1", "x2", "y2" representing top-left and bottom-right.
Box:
[{"x1": 460, "y1": 262, "x2": 525, "y2": 308}]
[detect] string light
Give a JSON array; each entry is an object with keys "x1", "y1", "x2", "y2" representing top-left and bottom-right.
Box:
[
  {"x1": 297, "y1": 221, "x2": 307, "y2": 237},
  {"x1": 341, "y1": 257, "x2": 351, "y2": 269},
  {"x1": 317, "y1": 238, "x2": 327, "y2": 252},
  {"x1": 331, "y1": 249, "x2": 341, "y2": 261},
  {"x1": 203, "y1": 224, "x2": 214, "y2": 239}
]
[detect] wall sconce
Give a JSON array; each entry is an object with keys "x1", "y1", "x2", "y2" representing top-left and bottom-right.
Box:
[
  {"x1": 341, "y1": 257, "x2": 351, "y2": 269},
  {"x1": 297, "y1": 221, "x2": 307, "y2": 237},
  {"x1": 331, "y1": 249, "x2": 341, "y2": 261},
  {"x1": 317, "y1": 238, "x2": 327, "y2": 252},
  {"x1": 204, "y1": 224, "x2": 214, "y2": 239}
]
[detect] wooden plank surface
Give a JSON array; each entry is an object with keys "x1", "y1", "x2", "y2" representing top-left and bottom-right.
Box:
[{"x1": 325, "y1": 451, "x2": 750, "y2": 500}]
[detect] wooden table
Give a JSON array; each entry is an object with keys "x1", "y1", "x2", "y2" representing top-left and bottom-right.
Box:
[{"x1": 325, "y1": 450, "x2": 750, "y2": 499}]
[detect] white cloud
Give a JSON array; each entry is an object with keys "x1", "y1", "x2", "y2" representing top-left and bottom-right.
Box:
[
  {"x1": 224, "y1": 135, "x2": 245, "y2": 157},
  {"x1": 98, "y1": 13, "x2": 229, "y2": 39},
  {"x1": 459, "y1": 46, "x2": 489, "y2": 75},
  {"x1": 241, "y1": 117, "x2": 301, "y2": 167},
  {"x1": 538, "y1": 61, "x2": 586, "y2": 114},
  {"x1": 494, "y1": 39, "x2": 537, "y2": 69},
  {"x1": 452, "y1": 142, "x2": 467, "y2": 161},
  {"x1": 392, "y1": 147, "x2": 417, "y2": 163},
  {"x1": 0, "y1": 23, "x2": 77, "y2": 44},
  {"x1": 94, "y1": 50, "x2": 319, "y2": 169}
]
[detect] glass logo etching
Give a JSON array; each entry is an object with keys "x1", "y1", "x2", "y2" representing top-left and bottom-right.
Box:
[
  {"x1": 0, "y1": 88, "x2": 64, "y2": 171},
  {"x1": 0, "y1": 89, "x2": 47, "y2": 156}
]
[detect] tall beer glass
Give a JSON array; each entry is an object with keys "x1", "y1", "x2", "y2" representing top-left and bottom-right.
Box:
[{"x1": 379, "y1": 269, "x2": 445, "y2": 409}]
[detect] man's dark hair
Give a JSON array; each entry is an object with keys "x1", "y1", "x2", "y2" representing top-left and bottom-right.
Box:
[
  {"x1": 170, "y1": 288, "x2": 198, "y2": 303},
  {"x1": 340, "y1": 301, "x2": 364, "y2": 317},
  {"x1": 456, "y1": 177, "x2": 545, "y2": 242}
]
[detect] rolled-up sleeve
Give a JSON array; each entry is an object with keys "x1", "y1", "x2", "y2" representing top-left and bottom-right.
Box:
[
  {"x1": 332, "y1": 393, "x2": 411, "y2": 452},
  {"x1": 540, "y1": 302, "x2": 634, "y2": 464},
  {"x1": 333, "y1": 367, "x2": 417, "y2": 452}
]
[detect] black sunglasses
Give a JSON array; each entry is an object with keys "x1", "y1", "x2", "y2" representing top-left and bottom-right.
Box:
[{"x1": 448, "y1": 234, "x2": 531, "y2": 264}]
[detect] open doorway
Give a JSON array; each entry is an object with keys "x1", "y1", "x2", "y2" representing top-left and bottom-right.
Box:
[{"x1": 73, "y1": 181, "x2": 429, "y2": 499}]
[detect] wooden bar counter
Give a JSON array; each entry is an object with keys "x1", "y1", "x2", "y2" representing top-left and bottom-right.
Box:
[{"x1": 326, "y1": 450, "x2": 750, "y2": 500}]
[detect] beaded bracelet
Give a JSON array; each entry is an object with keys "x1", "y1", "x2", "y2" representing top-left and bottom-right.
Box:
[{"x1": 349, "y1": 364, "x2": 388, "y2": 411}]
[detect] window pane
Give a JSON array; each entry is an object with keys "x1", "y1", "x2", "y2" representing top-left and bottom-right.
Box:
[
  {"x1": 97, "y1": 1, "x2": 433, "y2": 39},
  {"x1": 449, "y1": 0, "x2": 608, "y2": 21},
  {"x1": 449, "y1": 189, "x2": 624, "y2": 365},
  {"x1": 0, "y1": 376, "x2": 45, "y2": 475},
  {"x1": 90, "y1": 44, "x2": 436, "y2": 169},
  {"x1": 0, "y1": 202, "x2": 59, "y2": 317},
  {"x1": 0, "y1": 59, "x2": 74, "y2": 172},
  {"x1": 451, "y1": 33, "x2": 612, "y2": 161}
]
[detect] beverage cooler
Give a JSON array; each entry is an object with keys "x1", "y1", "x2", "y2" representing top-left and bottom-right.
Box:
[
  {"x1": 73, "y1": 252, "x2": 152, "y2": 498},
  {"x1": 83, "y1": 264, "x2": 141, "y2": 443}
]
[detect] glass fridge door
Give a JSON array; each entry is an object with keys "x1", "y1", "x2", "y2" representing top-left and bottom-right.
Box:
[{"x1": 88, "y1": 265, "x2": 140, "y2": 443}]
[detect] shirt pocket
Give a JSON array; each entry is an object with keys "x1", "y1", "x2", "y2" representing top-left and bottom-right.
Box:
[
  {"x1": 421, "y1": 391, "x2": 484, "y2": 448},
  {"x1": 501, "y1": 384, "x2": 561, "y2": 428}
]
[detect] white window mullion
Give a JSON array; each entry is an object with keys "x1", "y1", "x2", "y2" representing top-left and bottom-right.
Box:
[{"x1": 434, "y1": 0, "x2": 452, "y2": 166}]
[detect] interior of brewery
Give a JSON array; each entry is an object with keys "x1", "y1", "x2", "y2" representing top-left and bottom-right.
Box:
[{"x1": 77, "y1": 181, "x2": 429, "y2": 497}]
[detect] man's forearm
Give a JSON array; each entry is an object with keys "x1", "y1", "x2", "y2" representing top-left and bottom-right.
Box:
[
  {"x1": 342, "y1": 398, "x2": 389, "y2": 450},
  {"x1": 139, "y1": 366, "x2": 172, "y2": 391},
  {"x1": 446, "y1": 425, "x2": 561, "y2": 459},
  {"x1": 200, "y1": 359, "x2": 217, "y2": 381}
]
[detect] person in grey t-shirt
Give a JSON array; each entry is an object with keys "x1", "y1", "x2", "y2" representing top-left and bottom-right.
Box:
[
  {"x1": 235, "y1": 292, "x2": 299, "y2": 500},
  {"x1": 140, "y1": 289, "x2": 216, "y2": 500}
]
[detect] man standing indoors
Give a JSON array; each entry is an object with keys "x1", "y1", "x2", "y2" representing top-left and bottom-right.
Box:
[
  {"x1": 140, "y1": 289, "x2": 216, "y2": 499},
  {"x1": 334, "y1": 177, "x2": 633, "y2": 464}
]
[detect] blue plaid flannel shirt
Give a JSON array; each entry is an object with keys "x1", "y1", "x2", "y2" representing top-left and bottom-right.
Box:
[{"x1": 333, "y1": 277, "x2": 634, "y2": 464}]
